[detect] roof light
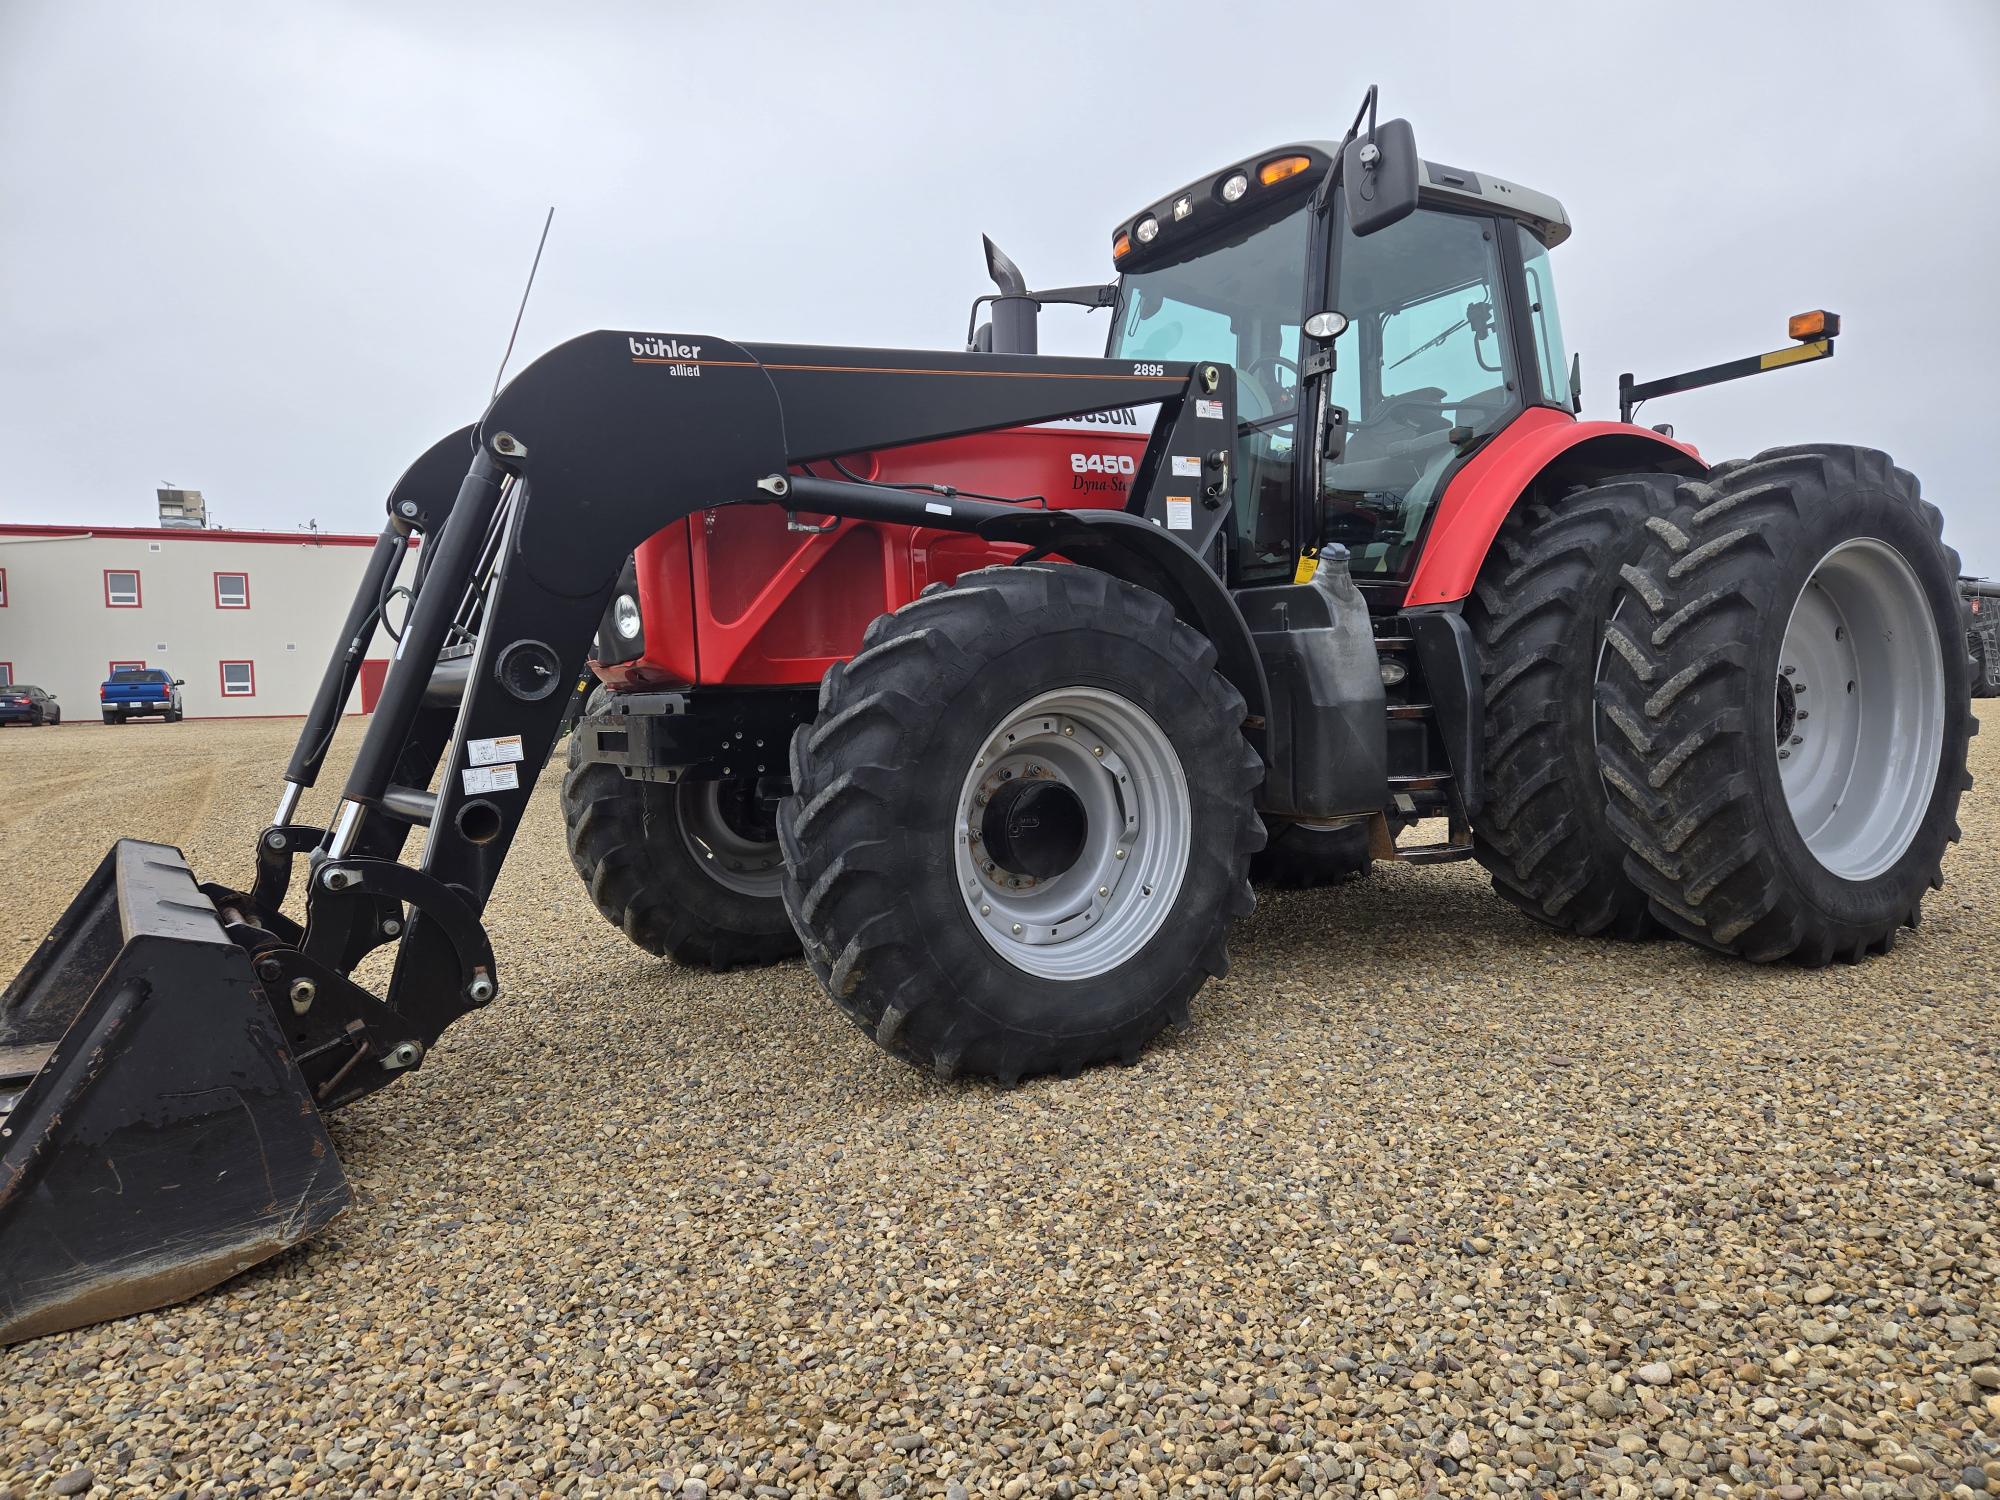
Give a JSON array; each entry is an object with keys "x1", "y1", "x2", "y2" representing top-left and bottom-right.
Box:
[
  {"x1": 1220, "y1": 172, "x2": 1249, "y2": 202},
  {"x1": 1135, "y1": 215, "x2": 1160, "y2": 244},
  {"x1": 1112, "y1": 231, "x2": 1131, "y2": 260},
  {"x1": 1258, "y1": 154, "x2": 1313, "y2": 186},
  {"x1": 1788, "y1": 309, "x2": 1840, "y2": 341}
]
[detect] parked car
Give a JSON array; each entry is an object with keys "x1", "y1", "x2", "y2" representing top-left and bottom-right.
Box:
[
  {"x1": 0, "y1": 684, "x2": 61, "y2": 726},
  {"x1": 100, "y1": 667, "x2": 184, "y2": 723}
]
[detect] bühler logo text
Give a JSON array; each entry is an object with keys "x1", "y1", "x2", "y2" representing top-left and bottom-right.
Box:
[{"x1": 630, "y1": 335, "x2": 703, "y2": 376}]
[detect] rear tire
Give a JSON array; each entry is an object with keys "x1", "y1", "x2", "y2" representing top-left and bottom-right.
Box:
[
  {"x1": 561, "y1": 697, "x2": 800, "y2": 971},
  {"x1": 102, "y1": 711, "x2": 119, "y2": 725},
  {"x1": 779, "y1": 564, "x2": 1263, "y2": 1084},
  {"x1": 1596, "y1": 445, "x2": 1972, "y2": 963},
  {"x1": 1464, "y1": 474, "x2": 1684, "y2": 938}
]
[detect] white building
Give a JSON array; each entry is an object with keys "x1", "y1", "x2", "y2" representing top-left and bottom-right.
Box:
[{"x1": 0, "y1": 522, "x2": 416, "y2": 720}]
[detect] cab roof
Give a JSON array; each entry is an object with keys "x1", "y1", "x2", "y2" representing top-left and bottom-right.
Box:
[{"x1": 1111, "y1": 139, "x2": 1571, "y2": 273}]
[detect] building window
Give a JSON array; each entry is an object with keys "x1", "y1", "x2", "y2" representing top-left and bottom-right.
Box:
[
  {"x1": 109, "y1": 660, "x2": 147, "y2": 675},
  {"x1": 220, "y1": 660, "x2": 256, "y2": 697},
  {"x1": 105, "y1": 570, "x2": 142, "y2": 607},
  {"x1": 0, "y1": 663, "x2": 11, "y2": 686},
  {"x1": 0, "y1": 568, "x2": 8, "y2": 606},
  {"x1": 214, "y1": 572, "x2": 250, "y2": 608}
]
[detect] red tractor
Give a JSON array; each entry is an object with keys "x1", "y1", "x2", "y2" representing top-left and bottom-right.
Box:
[
  {"x1": 0, "y1": 91, "x2": 1972, "y2": 1341},
  {"x1": 562, "y1": 108, "x2": 1971, "y2": 1066}
]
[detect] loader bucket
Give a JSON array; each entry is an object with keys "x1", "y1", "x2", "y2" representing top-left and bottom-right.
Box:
[{"x1": 0, "y1": 839, "x2": 350, "y2": 1345}]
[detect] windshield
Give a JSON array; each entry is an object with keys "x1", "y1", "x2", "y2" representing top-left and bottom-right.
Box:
[{"x1": 1109, "y1": 204, "x2": 1310, "y2": 583}]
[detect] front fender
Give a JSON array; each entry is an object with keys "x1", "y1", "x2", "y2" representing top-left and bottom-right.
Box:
[
  {"x1": 1403, "y1": 409, "x2": 1706, "y2": 607},
  {"x1": 978, "y1": 507, "x2": 1270, "y2": 727}
]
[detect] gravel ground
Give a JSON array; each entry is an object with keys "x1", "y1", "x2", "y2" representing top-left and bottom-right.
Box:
[{"x1": 2, "y1": 717, "x2": 1996, "y2": 1499}]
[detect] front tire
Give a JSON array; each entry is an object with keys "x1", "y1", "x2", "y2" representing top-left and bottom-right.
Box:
[
  {"x1": 1597, "y1": 445, "x2": 1972, "y2": 963},
  {"x1": 561, "y1": 700, "x2": 800, "y2": 971},
  {"x1": 1464, "y1": 474, "x2": 1684, "y2": 938},
  {"x1": 779, "y1": 564, "x2": 1263, "y2": 1084}
]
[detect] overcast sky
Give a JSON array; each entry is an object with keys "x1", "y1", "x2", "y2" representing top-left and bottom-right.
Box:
[{"x1": 4, "y1": 2, "x2": 1998, "y2": 569}]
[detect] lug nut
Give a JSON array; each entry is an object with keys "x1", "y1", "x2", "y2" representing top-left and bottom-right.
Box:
[
  {"x1": 1011, "y1": 923, "x2": 1023, "y2": 935},
  {"x1": 1098, "y1": 886, "x2": 1110, "y2": 898},
  {"x1": 980, "y1": 904, "x2": 991, "y2": 915}
]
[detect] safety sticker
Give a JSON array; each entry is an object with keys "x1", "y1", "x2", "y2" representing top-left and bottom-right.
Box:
[
  {"x1": 925, "y1": 501, "x2": 952, "y2": 516},
  {"x1": 1165, "y1": 496, "x2": 1193, "y2": 531},
  {"x1": 1171, "y1": 455, "x2": 1201, "y2": 478},
  {"x1": 462, "y1": 763, "x2": 520, "y2": 795},
  {"x1": 467, "y1": 733, "x2": 525, "y2": 767},
  {"x1": 1195, "y1": 399, "x2": 1224, "y2": 421}
]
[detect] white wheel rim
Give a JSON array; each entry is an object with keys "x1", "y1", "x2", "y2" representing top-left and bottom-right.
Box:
[
  {"x1": 1775, "y1": 537, "x2": 1944, "y2": 880},
  {"x1": 676, "y1": 780, "x2": 785, "y2": 897},
  {"x1": 954, "y1": 687, "x2": 1191, "y2": 981}
]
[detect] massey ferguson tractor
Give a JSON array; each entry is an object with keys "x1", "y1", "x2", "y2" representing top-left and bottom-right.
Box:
[{"x1": 0, "y1": 91, "x2": 1972, "y2": 1343}]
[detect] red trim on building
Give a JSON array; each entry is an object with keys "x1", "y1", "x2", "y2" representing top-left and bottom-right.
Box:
[
  {"x1": 214, "y1": 571, "x2": 251, "y2": 608},
  {"x1": 108, "y1": 660, "x2": 147, "y2": 675},
  {"x1": 219, "y1": 660, "x2": 257, "y2": 697},
  {"x1": 0, "y1": 522, "x2": 394, "y2": 548},
  {"x1": 103, "y1": 568, "x2": 142, "y2": 607}
]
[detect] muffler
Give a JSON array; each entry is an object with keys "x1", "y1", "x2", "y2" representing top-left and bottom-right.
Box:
[{"x1": 0, "y1": 840, "x2": 350, "y2": 1345}]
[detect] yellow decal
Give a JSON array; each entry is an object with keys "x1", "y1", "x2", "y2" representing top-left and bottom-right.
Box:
[
  {"x1": 1758, "y1": 339, "x2": 1831, "y2": 371},
  {"x1": 1293, "y1": 554, "x2": 1319, "y2": 584}
]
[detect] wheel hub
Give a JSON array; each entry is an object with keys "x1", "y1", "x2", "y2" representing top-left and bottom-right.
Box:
[
  {"x1": 676, "y1": 779, "x2": 785, "y2": 897},
  {"x1": 980, "y1": 776, "x2": 1088, "y2": 881},
  {"x1": 955, "y1": 688, "x2": 1191, "y2": 981}
]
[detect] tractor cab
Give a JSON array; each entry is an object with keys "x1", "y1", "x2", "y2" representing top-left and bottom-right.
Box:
[{"x1": 1105, "y1": 140, "x2": 1576, "y2": 596}]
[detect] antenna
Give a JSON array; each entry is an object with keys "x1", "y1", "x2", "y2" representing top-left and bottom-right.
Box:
[{"x1": 491, "y1": 207, "x2": 555, "y2": 402}]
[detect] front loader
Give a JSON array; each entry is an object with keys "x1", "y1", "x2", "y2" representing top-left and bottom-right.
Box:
[{"x1": 3, "y1": 89, "x2": 1972, "y2": 1343}]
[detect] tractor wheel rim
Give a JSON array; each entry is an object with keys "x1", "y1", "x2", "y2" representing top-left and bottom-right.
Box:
[
  {"x1": 1775, "y1": 537, "x2": 1944, "y2": 880},
  {"x1": 676, "y1": 780, "x2": 785, "y2": 897},
  {"x1": 954, "y1": 686, "x2": 1191, "y2": 981}
]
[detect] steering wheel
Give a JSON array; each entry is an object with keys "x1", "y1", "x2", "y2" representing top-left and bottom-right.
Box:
[
  {"x1": 1370, "y1": 386, "x2": 1450, "y2": 435},
  {"x1": 1238, "y1": 354, "x2": 1300, "y2": 423}
]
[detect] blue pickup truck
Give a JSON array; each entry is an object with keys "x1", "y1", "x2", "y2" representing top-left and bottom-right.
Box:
[{"x1": 100, "y1": 667, "x2": 184, "y2": 723}]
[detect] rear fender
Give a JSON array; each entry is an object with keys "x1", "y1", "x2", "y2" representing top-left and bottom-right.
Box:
[{"x1": 1403, "y1": 410, "x2": 1705, "y2": 608}]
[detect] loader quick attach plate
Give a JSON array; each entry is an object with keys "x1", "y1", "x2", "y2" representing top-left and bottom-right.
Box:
[{"x1": 0, "y1": 839, "x2": 350, "y2": 1345}]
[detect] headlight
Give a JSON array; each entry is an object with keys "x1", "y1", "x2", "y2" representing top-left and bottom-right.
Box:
[
  {"x1": 613, "y1": 593, "x2": 642, "y2": 641},
  {"x1": 1221, "y1": 172, "x2": 1248, "y2": 203},
  {"x1": 1134, "y1": 215, "x2": 1159, "y2": 245}
]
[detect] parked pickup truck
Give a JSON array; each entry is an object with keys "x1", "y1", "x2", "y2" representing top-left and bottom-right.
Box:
[{"x1": 100, "y1": 667, "x2": 184, "y2": 723}]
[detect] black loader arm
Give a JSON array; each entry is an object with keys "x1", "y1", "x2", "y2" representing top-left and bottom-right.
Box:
[{"x1": 267, "y1": 331, "x2": 1253, "y2": 1107}]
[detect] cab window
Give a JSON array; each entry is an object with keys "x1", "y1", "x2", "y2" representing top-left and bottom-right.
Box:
[
  {"x1": 1110, "y1": 203, "x2": 1311, "y2": 584},
  {"x1": 1516, "y1": 223, "x2": 1570, "y2": 408}
]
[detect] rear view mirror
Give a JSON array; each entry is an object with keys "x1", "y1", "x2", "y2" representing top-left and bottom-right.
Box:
[
  {"x1": 173, "y1": 679, "x2": 185, "y2": 687},
  {"x1": 1344, "y1": 118, "x2": 1419, "y2": 237}
]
